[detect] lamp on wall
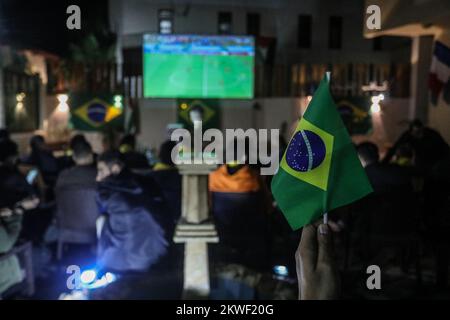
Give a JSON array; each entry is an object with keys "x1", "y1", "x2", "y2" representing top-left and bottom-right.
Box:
[
  {"x1": 113, "y1": 95, "x2": 123, "y2": 109},
  {"x1": 14, "y1": 92, "x2": 27, "y2": 117},
  {"x1": 57, "y1": 93, "x2": 69, "y2": 113},
  {"x1": 15, "y1": 92, "x2": 26, "y2": 115},
  {"x1": 370, "y1": 93, "x2": 384, "y2": 113},
  {"x1": 47, "y1": 93, "x2": 71, "y2": 143}
]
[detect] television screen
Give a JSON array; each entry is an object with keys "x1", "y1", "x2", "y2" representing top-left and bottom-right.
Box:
[{"x1": 143, "y1": 34, "x2": 254, "y2": 99}]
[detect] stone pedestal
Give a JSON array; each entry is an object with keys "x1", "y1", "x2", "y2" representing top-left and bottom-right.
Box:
[{"x1": 173, "y1": 163, "x2": 218, "y2": 299}]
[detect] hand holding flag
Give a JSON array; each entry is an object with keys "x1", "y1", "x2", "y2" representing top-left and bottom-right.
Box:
[{"x1": 296, "y1": 223, "x2": 341, "y2": 300}]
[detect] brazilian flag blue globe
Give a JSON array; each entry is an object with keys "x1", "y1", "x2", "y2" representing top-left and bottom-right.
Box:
[
  {"x1": 271, "y1": 74, "x2": 373, "y2": 230},
  {"x1": 69, "y1": 94, "x2": 124, "y2": 131}
]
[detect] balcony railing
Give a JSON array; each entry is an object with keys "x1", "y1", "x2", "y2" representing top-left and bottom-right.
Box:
[{"x1": 50, "y1": 61, "x2": 410, "y2": 99}]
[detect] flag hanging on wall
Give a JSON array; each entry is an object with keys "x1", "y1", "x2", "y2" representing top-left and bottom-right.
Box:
[
  {"x1": 177, "y1": 99, "x2": 221, "y2": 130},
  {"x1": 335, "y1": 96, "x2": 372, "y2": 135},
  {"x1": 70, "y1": 93, "x2": 124, "y2": 131},
  {"x1": 271, "y1": 74, "x2": 373, "y2": 230}
]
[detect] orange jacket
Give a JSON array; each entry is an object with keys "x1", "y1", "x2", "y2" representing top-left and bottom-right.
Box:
[{"x1": 209, "y1": 165, "x2": 260, "y2": 193}]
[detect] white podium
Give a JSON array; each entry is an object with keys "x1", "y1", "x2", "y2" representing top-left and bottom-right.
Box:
[{"x1": 173, "y1": 163, "x2": 218, "y2": 299}]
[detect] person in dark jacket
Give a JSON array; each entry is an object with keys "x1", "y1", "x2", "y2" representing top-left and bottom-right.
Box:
[
  {"x1": 56, "y1": 141, "x2": 97, "y2": 190},
  {"x1": 149, "y1": 140, "x2": 182, "y2": 224},
  {"x1": 0, "y1": 139, "x2": 39, "y2": 295},
  {"x1": 59, "y1": 134, "x2": 97, "y2": 169},
  {"x1": 95, "y1": 151, "x2": 169, "y2": 273},
  {"x1": 357, "y1": 141, "x2": 412, "y2": 193},
  {"x1": 22, "y1": 135, "x2": 59, "y2": 187},
  {"x1": 118, "y1": 134, "x2": 150, "y2": 170},
  {"x1": 44, "y1": 141, "x2": 99, "y2": 243},
  {"x1": 383, "y1": 119, "x2": 450, "y2": 174},
  {"x1": 0, "y1": 128, "x2": 10, "y2": 143},
  {"x1": 0, "y1": 139, "x2": 39, "y2": 212}
]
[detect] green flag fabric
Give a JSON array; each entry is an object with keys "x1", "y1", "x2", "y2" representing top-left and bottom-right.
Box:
[{"x1": 271, "y1": 74, "x2": 373, "y2": 230}]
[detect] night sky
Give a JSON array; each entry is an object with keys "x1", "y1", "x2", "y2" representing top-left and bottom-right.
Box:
[{"x1": 0, "y1": 0, "x2": 108, "y2": 57}]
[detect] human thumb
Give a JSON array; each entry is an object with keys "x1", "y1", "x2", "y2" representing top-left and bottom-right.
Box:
[{"x1": 317, "y1": 224, "x2": 333, "y2": 267}]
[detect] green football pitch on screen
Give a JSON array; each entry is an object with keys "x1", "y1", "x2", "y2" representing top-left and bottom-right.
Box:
[{"x1": 143, "y1": 35, "x2": 254, "y2": 99}]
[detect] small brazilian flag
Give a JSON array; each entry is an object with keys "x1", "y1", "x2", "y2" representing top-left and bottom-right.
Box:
[
  {"x1": 177, "y1": 99, "x2": 220, "y2": 130},
  {"x1": 271, "y1": 74, "x2": 372, "y2": 230}
]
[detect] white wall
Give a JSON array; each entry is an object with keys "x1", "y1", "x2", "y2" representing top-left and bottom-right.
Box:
[
  {"x1": 138, "y1": 98, "x2": 178, "y2": 150},
  {"x1": 136, "y1": 96, "x2": 422, "y2": 158},
  {"x1": 136, "y1": 97, "x2": 304, "y2": 150},
  {"x1": 109, "y1": 0, "x2": 410, "y2": 65}
]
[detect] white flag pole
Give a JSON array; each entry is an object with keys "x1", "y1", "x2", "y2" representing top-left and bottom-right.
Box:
[
  {"x1": 323, "y1": 71, "x2": 331, "y2": 225},
  {"x1": 323, "y1": 212, "x2": 328, "y2": 225}
]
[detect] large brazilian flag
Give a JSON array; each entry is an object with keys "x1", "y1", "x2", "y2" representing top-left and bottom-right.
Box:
[
  {"x1": 271, "y1": 75, "x2": 372, "y2": 230},
  {"x1": 70, "y1": 93, "x2": 124, "y2": 131}
]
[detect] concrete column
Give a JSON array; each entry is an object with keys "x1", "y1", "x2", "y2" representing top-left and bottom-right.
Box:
[
  {"x1": 38, "y1": 78, "x2": 46, "y2": 129},
  {"x1": 173, "y1": 163, "x2": 218, "y2": 299},
  {"x1": 183, "y1": 242, "x2": 210, "y2": 296},
  {"x1": 409, "y1": 35, "x2": 434, "y2": 122},
  {"x1": 0, "y1": 68, "x2": 4, "y2": 128},
  {"x1": 113, "y1": 0, "x2": 124, "y2": 86},
  {"x1": 182, "y1": 174, "x2": 210, "y2": 223}
]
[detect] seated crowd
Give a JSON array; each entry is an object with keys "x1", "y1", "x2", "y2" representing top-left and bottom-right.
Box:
[{"x1": 0, "y1": 117, "x2": 449, "y2": 299}]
